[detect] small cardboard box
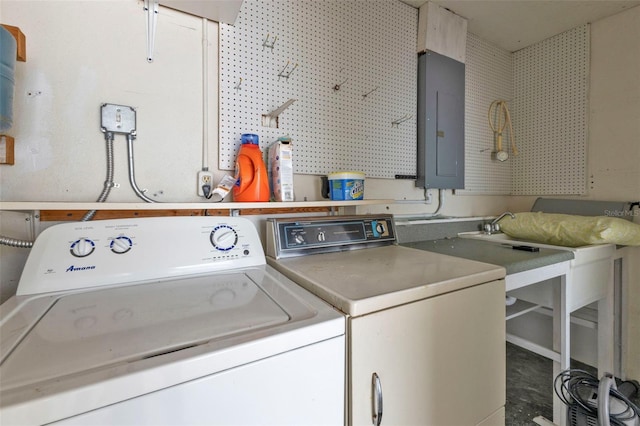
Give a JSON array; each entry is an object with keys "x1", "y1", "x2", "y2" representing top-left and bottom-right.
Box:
[{"x1": 268, "y1": 137, "x2": 294, "y2": 202}]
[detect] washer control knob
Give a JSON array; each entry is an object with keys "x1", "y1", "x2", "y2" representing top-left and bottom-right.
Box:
[
  {"x1": 110, "y1": 236, "x2": 133, "y2": 254},
  {"x1": 70, "y1": 238, "x2": 96, "y2": 257},
  {"x1": 294, "y1": 233, "x2": 305, "y2": 244},
  {"x1": 210, "y1": 225, "x2": 238, "y2": 251}
]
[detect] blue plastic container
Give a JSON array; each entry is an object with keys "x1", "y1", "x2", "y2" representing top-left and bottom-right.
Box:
[{"x1": 328, "y1": 172, "x2": 365, "y2": 201}]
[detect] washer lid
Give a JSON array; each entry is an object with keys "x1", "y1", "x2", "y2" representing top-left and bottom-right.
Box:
[{"x1": 0, "y1": 271, "x2": 289, "y2": 389}]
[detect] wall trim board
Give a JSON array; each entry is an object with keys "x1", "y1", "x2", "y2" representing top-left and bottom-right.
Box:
[{"x1": 38, "y1": 206, "x2": 333, "y2": 221}]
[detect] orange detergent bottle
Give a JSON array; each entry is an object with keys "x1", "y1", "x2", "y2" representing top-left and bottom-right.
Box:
[{"x1": 233, "y1": 133, "x2": 270, "y2": 202}]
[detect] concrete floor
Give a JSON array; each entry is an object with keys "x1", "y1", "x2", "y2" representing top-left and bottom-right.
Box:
[
  {"x1": 506, "y1": 342, "x2": 556, "y2": 424},
  {"x1": 505, "y1": 343, "x2": 639, "y2": 425}
]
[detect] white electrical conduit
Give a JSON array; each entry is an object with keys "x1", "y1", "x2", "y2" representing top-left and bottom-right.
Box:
[
  {"x1": 393, "y1": 188, "x2": 445, "y2": 219},
  {"x1": 1, "y1": 133, "x2": 117, "y2": 247},
  {"x1": 82, "y1": 132, "x2": 116, "y2": 221},
  {"x1": 488, "y1": 100, "x2": 518, "y2": 159},
  {"x1": 1, "y1": 132, "x2": 117, "y2": 247},
  {"x1": 201, "y1": 17, "x2": 209, "y2": 172},
  {"x1": 144, "y1": 0, "x2": 159, "y2": 63},
  {"x1": 126, "y1": 134, "x2": 157, "y2": 203},
  {"x1": 0, "y1": 125, "x2": 157, "y2": 248},
  {"x1": 0, "y1": 236, "x2": 34, "y2": 248}
]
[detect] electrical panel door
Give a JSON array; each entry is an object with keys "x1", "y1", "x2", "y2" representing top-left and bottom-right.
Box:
[{"x1": 416, "y1": 51, "x2": 465, "y2": 189}]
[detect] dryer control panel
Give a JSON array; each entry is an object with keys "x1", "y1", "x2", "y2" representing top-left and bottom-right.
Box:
[
  {"x1": 266, "y1": 215, "x2": 396, "y2": 259},
  {"x1": 17, "y1": 216, "x2": 265, "y2": 296}
]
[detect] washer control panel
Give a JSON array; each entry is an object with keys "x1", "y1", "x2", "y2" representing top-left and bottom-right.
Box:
[
  {"x1": 18, "y1": 216, "x2": 265, "y2": 296},
  {"x1": 266, "y1": 215, "x2": 396, "y2": 259}
]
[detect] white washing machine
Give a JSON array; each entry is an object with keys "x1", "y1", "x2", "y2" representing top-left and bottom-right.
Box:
[{"x1": 0, "y1": 216, "x2": 345, "y2": 426}]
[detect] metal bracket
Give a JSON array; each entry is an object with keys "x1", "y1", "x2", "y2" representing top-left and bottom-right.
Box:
[
  {"x1": 144, "y1": 0, "x2": 159, "y2": 63},
  {"x1": 30, "y1": 210, "x2": 40, "y2": 240},
  {"x1": 261, "y1": 99, "x2": 296, "y2": 128}
]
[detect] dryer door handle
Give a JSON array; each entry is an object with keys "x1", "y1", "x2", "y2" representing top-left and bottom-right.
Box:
[{"x1": 371, "y1": 372, "x2": 383, "y2": 426}]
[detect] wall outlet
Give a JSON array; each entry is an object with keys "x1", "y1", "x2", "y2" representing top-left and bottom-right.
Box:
[{"x1": 197, "y1": 171, "x2": 214, "y2": 197}]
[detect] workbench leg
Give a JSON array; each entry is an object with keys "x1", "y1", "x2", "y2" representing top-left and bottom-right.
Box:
[
  {"x1": 552, "y1": 271, "x2": 571, "y2": 426},
  {"x1": 597, "y1": 257, "x2": 615, "y2": 377}
]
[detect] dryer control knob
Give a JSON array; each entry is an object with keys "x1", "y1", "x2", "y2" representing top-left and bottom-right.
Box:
[
  {"x1": 210, "y1": 225, "x2": 238, "y2": 251},
  {"x1": 70, "y1": 238, "x2": 96, "y2": 257}
]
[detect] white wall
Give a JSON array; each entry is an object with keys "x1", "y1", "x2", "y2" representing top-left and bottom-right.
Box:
[
  {"x1": 0, "y1": 0, "x2": 218, "y2": 203},
  {"x1": 589, "y1": 5, "x2": 640, "y2": 379},
  {"x1": 1, "y1": 3, "x2": 637, "y2": 212},
  {"x1": 589, "y1": 7, "x2": 640, "y2": 201},
  {"x1": 0, "y1": 0, "x2": 222, "y2": 301}
]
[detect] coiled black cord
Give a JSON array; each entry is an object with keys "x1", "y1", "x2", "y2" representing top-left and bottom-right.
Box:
[{"x1": 554, "y1": 369, "x2": 640, "y2": 426}]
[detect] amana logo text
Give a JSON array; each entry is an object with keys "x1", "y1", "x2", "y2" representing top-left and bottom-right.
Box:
[{"x1": 66, "y1": 265, "x2": 96, "y2": 272}]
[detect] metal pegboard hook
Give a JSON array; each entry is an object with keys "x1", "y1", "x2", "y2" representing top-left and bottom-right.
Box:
[
  {"x1": 391, "y1": 114, "x2": 412, "y2": 128},
  {"x1": 333, "y1": 78, "x2": 349, "y2": 91},
  {"x1": 278, "y1": 60, "x2": 298, "y2": 80},
  {"x1": 262, "y1": 33, "x2": 278, "y2": 50},
  {"x1": 362, "y1": 86, "x2": 379, "y2": 99}
]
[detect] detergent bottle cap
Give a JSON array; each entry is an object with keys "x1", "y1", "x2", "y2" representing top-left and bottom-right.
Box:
[{"x1": 241, "y1": 133, "x2": 259, "y2": 145}]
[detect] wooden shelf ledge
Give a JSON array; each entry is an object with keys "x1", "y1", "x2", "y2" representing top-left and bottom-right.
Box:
[
  {"x1": 0, "y1": 200, "x2": 394, "y2": 221},
  {"x1": 40, "y1": 207, "x2": 333, "y2": 221}
]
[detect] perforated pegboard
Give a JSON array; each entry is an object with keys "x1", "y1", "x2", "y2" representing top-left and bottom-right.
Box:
[
  {"x1": 219, "y1": 0, "x2": 418, "y2": 178},
  {"x1": 462, "y1": 33, "x2": 514, "y2": 194},
  {"x1": 511, "y1": 25, "x2": 589, "y2": 195}
]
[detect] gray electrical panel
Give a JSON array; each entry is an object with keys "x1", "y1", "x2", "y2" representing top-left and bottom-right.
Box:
[{"x1": 416, "y1": 51, "x2": 465, "y2": 189}]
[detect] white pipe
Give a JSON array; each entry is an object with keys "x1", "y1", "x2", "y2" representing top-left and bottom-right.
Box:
[
  {"x1": 393, "y1": 188, "x2": 431, "y2": 203},
  {"x1": 393, "y1": 189, "x2": 446, "y2": 219},
  {"x1": 201, "y1": 17, "x2": 209, "y2": 171},
  {"x1": 126, "y1": 134, "x2": 157, "y2": 203},
  {"x1": 82, "y1": 132, "x2": 116, "y2": 221}
]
